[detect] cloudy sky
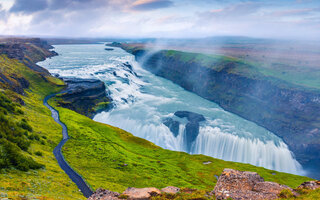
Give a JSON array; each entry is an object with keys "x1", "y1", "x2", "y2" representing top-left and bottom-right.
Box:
[{"x1": 0, "y1": 0, "x2": 319, "y2": 39}]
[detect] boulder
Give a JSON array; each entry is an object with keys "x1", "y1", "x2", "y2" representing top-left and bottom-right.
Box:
[
  {"x1": 163, "y1": 118, "x2": 180, "y2": 137},
  {"x1": 174, "y1": 111, "x2": 205, "y2": 122},
  {"x1": 214, "y1": 168, "x2": 296, "y2": 200},
  {"x1": 161, "y1": 186, "x2": 180, "y2": 194},
  {"x1": 185, "y1": 122, "x2": 200, "y2": 148},
  {"x1": 87, "y1": 188, "x2": 120, "y2": 200},
  {"x1": 161, "y1": 110, "x2": 206, "y2": 151},
  {"x1": 123, "y1": 62, "x2": 133, "y2": 70},
  {"x1": 298, "y1": 181, "x2": 320, "y2": 190},
  {"x1": 122, "y1": 187, "x2": 161, "y2": 200},
  {"x1": 122, "y1": 62, "x2": 138, "y2": 76}
]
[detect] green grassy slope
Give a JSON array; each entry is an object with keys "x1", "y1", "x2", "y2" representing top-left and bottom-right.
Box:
[
  {"x1": 164, "y1": 50, "x2": 320, "y2": 91},
  {"x1": 123, "y1": 43, "x2": 320, "y2": 91},
  {"x1": 0, "y1": 55, "x2": 84, "y2": 199}
]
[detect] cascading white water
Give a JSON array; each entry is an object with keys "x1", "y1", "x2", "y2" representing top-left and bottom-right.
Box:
[
  {"x1": 193, "y1": 126, "x2": 301, "y2": 172},
  {"x1": 38, "y1": 43, "x2": 304, "y2": 175}
]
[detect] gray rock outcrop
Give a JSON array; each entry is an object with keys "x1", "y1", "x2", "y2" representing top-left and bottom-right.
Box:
[
  {"x1": 298, "y1": 180, "x2": 320, "y2": 190},
  {"x1": 122, "y1": 187, "x2": 161, "y2": 200},
  {"x1": 213, "y1": 168, "x2": 297, "y2": 200},
  {"x1": 57, "y1": 78, "x2": 112, "y2": 118},
  {"x1": 161, "y1": 186, "x2": 180, "y2": 194},
  {"x1": 87, "y1": 188, "x2": 120, "y2": 200}
]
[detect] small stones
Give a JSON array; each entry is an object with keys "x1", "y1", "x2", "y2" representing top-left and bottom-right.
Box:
[
  {"x1": 161, "y1": 186, "x2": 180, "y2": 194},
  {"x1": 122, "y1": 187, "x2": 161, "y2": 199},
  {"x1": 0, "y1": 193, "x2": 8, "y2": 198},
  {"x1": 298, "y1": 181, "x2": 320, "y2": 190},
  {"x1": 87, "y1": 188, "x2": 120, "y2": 200}
]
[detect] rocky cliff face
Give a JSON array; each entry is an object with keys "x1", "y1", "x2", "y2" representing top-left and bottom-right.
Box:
[
  {"x1": 120, "y1": 45, "x2": 320, "y2": 178},
  {"x1": 0, "y1": 38, "x2": 58, "y2": 75},
  {"x1": 57, "y1": 78, "x2": 112, "y2": 118},
  {"x1": 0, "y1": 72, "x2": 29, "y2": 96},
  {"x1": 0, "y1": 38, "x2": 58, "y2": 95}
]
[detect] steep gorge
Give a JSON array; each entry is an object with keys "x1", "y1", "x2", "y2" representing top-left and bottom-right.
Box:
[{"x1": 119, "y1": 45, "x2": 320, "y2": 178}]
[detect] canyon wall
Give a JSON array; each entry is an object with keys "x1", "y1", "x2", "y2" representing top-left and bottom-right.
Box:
[{"x1": 121, "y1": 45, "x2": 320, "y2": 177}]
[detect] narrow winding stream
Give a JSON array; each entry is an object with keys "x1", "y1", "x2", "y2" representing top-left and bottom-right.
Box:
[{"x1": 44, "y1": 95, "x2": 93, "y2": 198}]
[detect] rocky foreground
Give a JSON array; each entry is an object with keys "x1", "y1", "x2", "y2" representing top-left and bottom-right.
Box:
[{"x1": 88, "y1": 168, "x2": 320, "y2": 200}]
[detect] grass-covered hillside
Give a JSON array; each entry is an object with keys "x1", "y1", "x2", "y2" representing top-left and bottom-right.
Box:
[
  {"x1": 164, "y1": 50, "x2": 320, "y2": 91},
  {"x1": 0, "y1": 54, "x2": 84, "y2": 199}
]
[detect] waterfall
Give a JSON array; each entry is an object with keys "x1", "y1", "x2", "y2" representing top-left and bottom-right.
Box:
[
  {"x1": 193, "y1": 126, "x2": 302, "y2": 174},
  {"x1": 95, "y1": 112, "x2": 302, "y2": 174}
]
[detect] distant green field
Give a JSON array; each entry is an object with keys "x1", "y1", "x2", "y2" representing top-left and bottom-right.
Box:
[
  {"x1": 165, "y1": 50, "x2": 239, "y2": 67},
  {"x1": 164, "y1": 50, "x2": 320, "y2": 91}
]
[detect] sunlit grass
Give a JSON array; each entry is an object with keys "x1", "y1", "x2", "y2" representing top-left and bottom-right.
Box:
[
  {"x1": 0, "y1": 55, "x2": 83, "y2": 199},
  {"x1": 52, "y1": 101, "x2": 312, "y2": 193}
]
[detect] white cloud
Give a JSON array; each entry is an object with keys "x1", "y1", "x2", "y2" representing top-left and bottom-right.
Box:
[{"x1": 0, "y1": 0, "x2": 319, "y2": 39}]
